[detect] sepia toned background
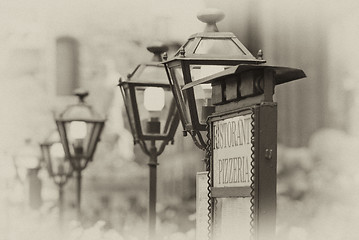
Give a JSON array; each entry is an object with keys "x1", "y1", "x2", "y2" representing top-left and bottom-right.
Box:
[{"x1": 0, "y1": 0, "x2": 359, "y2": 239}]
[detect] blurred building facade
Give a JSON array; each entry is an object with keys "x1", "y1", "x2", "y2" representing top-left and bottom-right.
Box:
[
  {"x1": 0, "y1": 0, "x2": 205, "y2": 234},
  {"x1": 206, "y1": 0, "x2": 359, "y2": 147}
]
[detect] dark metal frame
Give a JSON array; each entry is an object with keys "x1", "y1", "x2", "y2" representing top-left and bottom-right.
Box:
[
  {"x1": 40, "y1": 136, "x2": 73, "y2": 225},
  {"x1": 55, "y1": 90, "x2": 106, "y2": 220},
  {"x1": 40, "y1": 142, "x2": 72, "y2": 187},
  {"x1": 163, "y1": 13, "x2": 265, "y2": 150},
  {"x1": 119, "y1": 78, "x2": 179, "y2": 146},
  {"x1": 118, "y1": 45, "x2": 180, "y2": 240},
  {"x1": 55, "y1": 117, "x2": 105, "y2": 170}
]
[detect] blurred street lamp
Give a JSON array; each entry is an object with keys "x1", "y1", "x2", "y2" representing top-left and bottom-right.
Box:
[
  {"x1": 13, "y1": 138, "x2": 42, "y2": 209},
  {"x1": 118, "y1": 43, "x2": 179, "y2": 240},
  {"x1": 55, "y1": 89, "x2": 106, "y2": 220},
  {"x1": 40, "y1": 130, "x2": 73, "y2": 224},
  {"x1": 163, "y1": 8, "x2": 265, "y2": 150}
]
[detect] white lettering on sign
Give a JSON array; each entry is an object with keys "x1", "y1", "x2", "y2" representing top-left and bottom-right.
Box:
[{"x1": 213, "y1": 114, "x2": 253, "y2": 188}]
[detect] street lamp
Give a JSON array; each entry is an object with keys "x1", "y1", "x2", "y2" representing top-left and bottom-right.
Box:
[
  {"x1": 40, "y1": 130, "x2": 73, "y2": 224},
  {"x1": 13, "y1": 138, "x2": 42, "y2": 209},
  {"x1": 163, "y1": 8, "x2": 306, "y2": 240},
  {"x1": 118, "y1": 43, "x2": 179, "y2": 240},
  {"x1": 163, "y1": 8, "x2": 265, "y2": 150},
  {"x1": 55, "y1": 89, "x2": 106, "y2": 220}
]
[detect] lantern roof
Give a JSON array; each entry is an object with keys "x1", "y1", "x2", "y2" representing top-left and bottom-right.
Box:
[
  {"x1": 183, "y1": 64, "x2": 307, "y2": 90},
  {"x1": 118, "y1": 42, "x2": 179, "y2": 146},
  {"x1": 56, "y1": 89, "x2": 106, "y2": 123},
  {"x1": 122, "y1": 42, "x2": 169, "y2": 86},
  {"x1": 163, "y1": 8, "x2": 266, "y2": 64}
]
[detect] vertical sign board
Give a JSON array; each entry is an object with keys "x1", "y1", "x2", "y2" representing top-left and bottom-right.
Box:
[
  {"x1": 211, "y1": 110, "x2": 253, "y2": 240},
  {"x1": 210, "y1": 104, "x2": 278, "y2": 240}
]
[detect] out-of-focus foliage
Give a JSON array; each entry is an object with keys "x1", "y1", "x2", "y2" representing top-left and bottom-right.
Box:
[{"x1": 277, "y1": 128, "x2": 359, "y2": 240}]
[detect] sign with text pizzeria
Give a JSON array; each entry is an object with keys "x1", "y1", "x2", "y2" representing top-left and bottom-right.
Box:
[
  {"x1": 213, "y1": 114, "x2": 252, "y2": 188},
  {"x1": 180, "y1": 34, "x2": 306, "y2": 239}
]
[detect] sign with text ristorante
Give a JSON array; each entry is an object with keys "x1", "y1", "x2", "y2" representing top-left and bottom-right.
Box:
[{"x1": 213, "y1": 114, "x2": 252, "y2": 188}]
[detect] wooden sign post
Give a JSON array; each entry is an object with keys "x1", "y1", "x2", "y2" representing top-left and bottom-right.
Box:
[{"x1": 185, "y1": 65, "x2": 306, "y2": 240}]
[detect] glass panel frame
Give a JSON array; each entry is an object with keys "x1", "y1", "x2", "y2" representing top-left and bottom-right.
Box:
[
  {"x1": 134, "y1": 85, "x2": 173, "y2": 136},
  {"x1": 195, "y1": 38, "x2": 246, "y2": 56},
  {"x1": 168, "y1": 65, "x2": 192, "y2": 131}
]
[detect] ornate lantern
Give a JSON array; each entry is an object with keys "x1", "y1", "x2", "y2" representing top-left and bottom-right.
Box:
[
  {"x1": 55, "y1": 89, "x2": 105, "y2": 171},
  {"x1": 163, "y1": 8, "x2": 265, "y2": 149},
  {"x1": 40, "y1": 130, "x2": 72, "y2": 223},
  {"x1": 40, "y1": 130, "x2": 72, "y2": 187},
  {"x1": 118, "y1": 43, "x2": 179, "y2": 153},
  {"x1": 55, "y1": 89, "x2": 105, "y2": 219},
  {"x1": 118, "y1": 43, "x2": 179, "y2": 240}
]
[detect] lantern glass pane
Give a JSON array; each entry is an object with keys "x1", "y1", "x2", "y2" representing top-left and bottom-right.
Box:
[
  {"x1": 175, "y1": 39, "x2": 196, "y2": 56},
  {"x1": 169, "y1": 66, "x2": 191, "y2": 128},
  {"x1": 122, "y1": 86, "x2": 139, "y2": 139},
  {"x1": 195, "y1": 39, "x2": 246, "y2": 56},
  {"x1": 190, "y1": 65, "x2": 229, "y2": 124},
  {"x1": 64, "y1": 121, "x2": 94, "y2": 158},
  {"x1": 190, "y1": 65, "x2": 229, "y2": 81},
  {"x1": 135, "y1": 86, "x2": 173, "y2": 135},
  {"x1": 138, "y1": 66, "x2": 168, "y2": 83},
  {"x1": 86, "y1": 121, "x2": 104, "y2": 160}
]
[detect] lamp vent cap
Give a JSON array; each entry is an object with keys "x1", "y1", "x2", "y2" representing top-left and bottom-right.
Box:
[{"x1": 197, "y1": 8, "x2": 225, "y2": 32}]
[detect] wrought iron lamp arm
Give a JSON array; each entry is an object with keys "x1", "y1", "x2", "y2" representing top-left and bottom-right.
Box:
[
  {"x1": 69, "y1": 157, "x2": 91, "y2": 172},
  {"x1": 190, "y1": 130, "x2": 207, "y2": 151},
  {"x1": 139, "y1": 139, "x2": 169, "y2": 157},
  {"x1": 139, "y1": 140, "x2": 151, "y2": 156},
  {"x1": 156, "y1": 140, "x2": 170, "y2": 156}
]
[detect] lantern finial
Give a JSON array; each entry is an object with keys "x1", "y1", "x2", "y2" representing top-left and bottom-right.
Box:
[
  {"x1": 197, "y1": 8, "x2": 225, "y2": 32},
  {"x1": 147, "y1": 41, "x2": 169, "y2": 62},
  {"x1": 179, "y1": 47, "x2": 185, "y2": 57},
  {"x1": 257, "y1": 49, "x2": 264, "y2": 60},
  {"x1": 162, "y1": 52, "x2": 168, "y2": 61},
  {"x1": 74, "y1": 88, "x2": 89, "y2": 103}
]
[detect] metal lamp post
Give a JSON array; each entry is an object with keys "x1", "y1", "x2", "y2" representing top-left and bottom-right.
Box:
[
  {"x1": 163, "y1": 8, "x2": 265, "y2": 150},
  {"x1": 118, "y1": 43, "x2": 179, "y2": 240},
  {"x1": 40, "y1": 130, "x2": 73, "y2": 224},
  {"x1": 55, "y1": 89, "x2": 106, "y2": 220},
  {"x1": 13, "y1": 138, "x2": 42, "y2": 209}
]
